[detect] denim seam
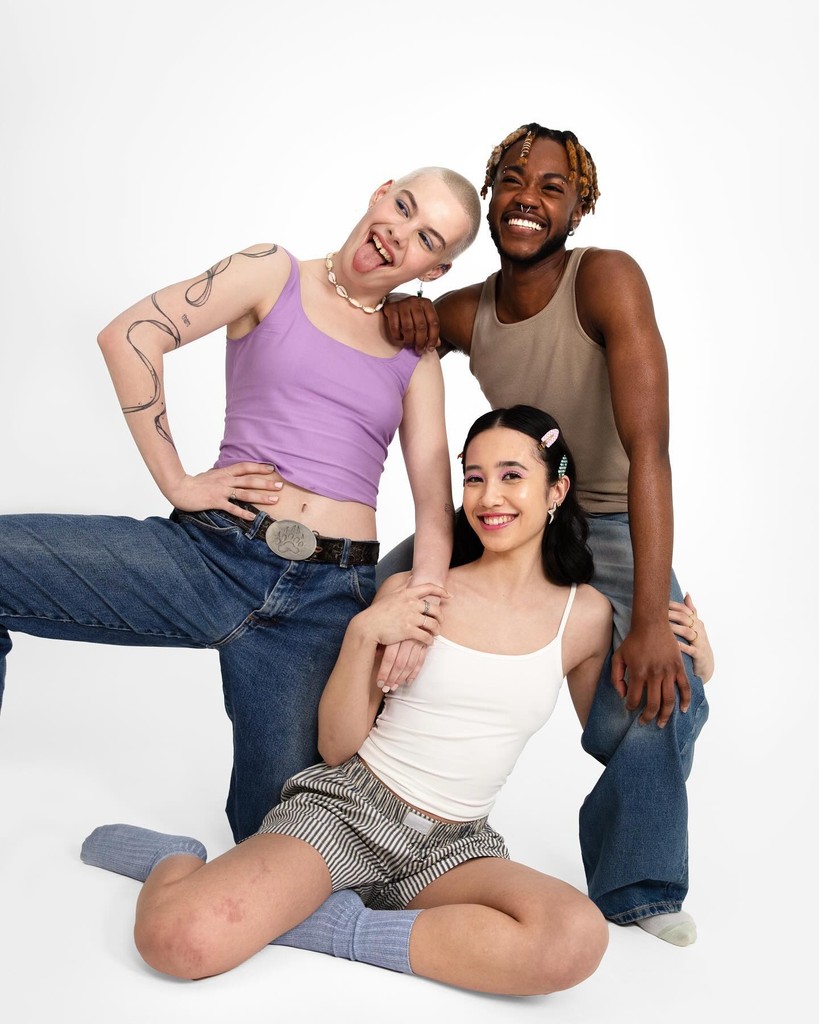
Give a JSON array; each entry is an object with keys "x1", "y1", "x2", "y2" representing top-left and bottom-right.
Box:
[{"x1": 0, "y1": 612, "x2": 196, "y2": 642}]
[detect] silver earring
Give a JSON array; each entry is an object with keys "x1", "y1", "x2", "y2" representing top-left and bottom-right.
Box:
[
  {"x1": 416, "y1": 281, "x2": 424, "y2": 298},
  {"x1": 548, "y1": 501, "x2": 559, "y2": 524}
]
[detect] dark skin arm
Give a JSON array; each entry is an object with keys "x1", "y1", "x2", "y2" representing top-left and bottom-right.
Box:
[
  {"x1": 382, "y1": 285, "x2": 482, "y2": 355},
  {"x1": 576, "y1": 248, "x2": 690, "y2": 727}
]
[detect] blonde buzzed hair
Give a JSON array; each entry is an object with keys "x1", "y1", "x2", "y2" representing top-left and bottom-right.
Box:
[{"x1": 393, "y1": 166, "x2": 481, "y2": 259}]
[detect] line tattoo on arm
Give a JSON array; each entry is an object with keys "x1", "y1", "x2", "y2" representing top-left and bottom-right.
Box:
[
  {"x1": 121, "y1": 245, "x2": 279, "y2": 447},
  {"x1": 184, "y1": 245, "x2": 279, "y2": 308},
  {"x1": 122, "y1": 292, "x2": 181, "y2": 416}
]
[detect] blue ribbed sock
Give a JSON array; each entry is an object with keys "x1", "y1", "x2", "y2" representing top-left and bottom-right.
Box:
[
  {"x1": 272, "y1": 889, "x2": 420, "y2": 974},
  {"x1": 80, "y1": 824, "x2": 207, "y2": 882}
]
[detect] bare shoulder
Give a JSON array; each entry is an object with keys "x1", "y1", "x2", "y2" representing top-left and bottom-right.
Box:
[
  {"x1": 435, "y1": 282, "x2": 485, "y2": 353},
  {"x1": 575, "y1": 248, "x2": 657, "y2": 342},
  {"x1": 577, "y1": 247, "x2": 650, "y2": 294},
  {"x1": 245, "y1": 242, "x2": 292, "y2": 298},
  {"x1": 570, "y1": 584, "x2": 613, "y2": 648},
  {"x1": 226, "y1": 243, "x2": 292, "y2": 336},
  {"x1": 233, "y1": 242, "x2": 291, "y2": 279},
  {"x1": 408, "y1": 348, "x2": 444, "y2": 383}
]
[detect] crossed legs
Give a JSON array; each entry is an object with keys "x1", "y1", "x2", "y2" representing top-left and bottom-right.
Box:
[{"x1": 126, "y1": 835, "x2": 606, "y2": 994}]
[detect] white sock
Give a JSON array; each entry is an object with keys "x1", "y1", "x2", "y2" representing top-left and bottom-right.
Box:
[{"x1": 636, "y1": 910, "x2": 697, "y2": 946}]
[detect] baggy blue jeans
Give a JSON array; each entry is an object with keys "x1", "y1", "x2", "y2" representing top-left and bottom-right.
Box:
[
  {"x1": 581, "y1": 513, "x2": 708, "y2": 923},
  {"x1": 375, "y1": 519, "x2": 709, "y2": 923},
  {"x1": 0, "y1": 508, "x2": 376, "y2": 842}
]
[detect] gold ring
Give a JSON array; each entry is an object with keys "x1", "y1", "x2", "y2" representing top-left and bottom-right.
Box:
[
  {"x1": 692, "y1": 629, "x2": 698, "y2": 641},
  {"x1": 229, "y1": 490, "x2": 236, "y2": 502}
]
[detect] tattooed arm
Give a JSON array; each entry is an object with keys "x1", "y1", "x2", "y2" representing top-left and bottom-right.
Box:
[{"x1": 97, "y1": 244, "x2": 288, "y2": 518}]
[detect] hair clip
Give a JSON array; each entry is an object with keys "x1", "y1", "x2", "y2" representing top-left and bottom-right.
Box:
[
  {"x1": 538, "y1": 429, "x2": 559, "y2": 450},
  {"x1": 558, "y1": 454, "x2": 568, "y2": 478}
]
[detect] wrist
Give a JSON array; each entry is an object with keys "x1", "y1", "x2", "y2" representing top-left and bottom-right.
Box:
[{"x1": 347, "y1": 611, "x2": 381, "y2": 649}]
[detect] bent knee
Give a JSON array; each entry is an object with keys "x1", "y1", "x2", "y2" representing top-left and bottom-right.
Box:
[
  {"x1": 529, "y1": 899, "x2": 609, "y2": 994},
  {"x1": 135, "y1": 912, "x2": 221, "y2": 980}
]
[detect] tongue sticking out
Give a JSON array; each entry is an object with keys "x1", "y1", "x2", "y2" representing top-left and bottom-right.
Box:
[{"x1": 352, "y1": 238, "x2": 389, "y2": 273}]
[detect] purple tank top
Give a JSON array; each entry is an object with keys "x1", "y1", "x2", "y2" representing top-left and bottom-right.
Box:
[{"x1": 214, "y1": 249, "x2": 420, "y2": 508}]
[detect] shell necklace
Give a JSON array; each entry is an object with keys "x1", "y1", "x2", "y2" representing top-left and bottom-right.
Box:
[{"x1": 325, "y1": 252, "x2": 386, "y2": 314}]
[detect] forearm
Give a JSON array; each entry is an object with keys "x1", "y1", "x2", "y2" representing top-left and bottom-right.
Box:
[
  {"x1": 98, "y1": 326, "x2": 187, "y2": 499},
  {"x1": 627, "y1": 445, "x2": 674, "y2": 629},
  {"x1": 410, "y1": 493, "x2": 454, "y2": 585},
  {"x1": 318, "y1": 619, "x2": 381, "y2": 765}
]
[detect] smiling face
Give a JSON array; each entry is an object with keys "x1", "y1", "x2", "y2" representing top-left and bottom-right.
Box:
[
  {"x1": 462, "y1": 426, "x2": 567, "y2": 558},
  {"x1": 337, "y1": 172, "x2": 473, "y2": 298},
  {"x1": 486, "y1": 136, "x2": 583, "y2": 265}
]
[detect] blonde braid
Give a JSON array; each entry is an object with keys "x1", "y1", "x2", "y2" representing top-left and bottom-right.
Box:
[{"x1": 480, "y1": 126, "x2": 529, "y2": 198}]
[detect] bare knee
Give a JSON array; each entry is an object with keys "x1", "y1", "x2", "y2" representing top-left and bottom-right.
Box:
[
  {"x1": 135, "y1": 909, "x2": 222, "y2": 980},
  {"x1": 528, "y1": 897, "x2": 609, "y2": 994}
]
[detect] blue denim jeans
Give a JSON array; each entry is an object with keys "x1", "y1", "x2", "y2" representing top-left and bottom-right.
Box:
[
  {"x1": 582, "y1": 513, "x2": 709, "y2": 923},
  {"x1": 0, "y1": 508, "x2": 375, "y2": 842},
  {"x1": 376, "y1": 520, "x2": 709, "y2": 923}
]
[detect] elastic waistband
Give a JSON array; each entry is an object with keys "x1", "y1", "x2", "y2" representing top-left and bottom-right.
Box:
[{"x1": 347, "y1": 757, "x2": 489, "y2": 841}]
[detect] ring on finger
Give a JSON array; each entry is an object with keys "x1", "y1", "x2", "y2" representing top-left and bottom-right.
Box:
[
  {"x1": 229, "y1": 490, "x2": 236, "y2": 502},
  {"x1": 422, "y1": 599, "x2": 430, "y2": 616},
  {"x1": 692, "y1": 629, "x2": 698, "y2": 641}
]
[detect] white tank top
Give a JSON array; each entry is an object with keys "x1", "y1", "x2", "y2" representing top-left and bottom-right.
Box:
[{"x1": 358, "y1": 585, "x2": 577, "y2": 820}]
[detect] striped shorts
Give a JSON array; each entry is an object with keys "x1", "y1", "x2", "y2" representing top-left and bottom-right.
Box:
[{"x1": 255, "y1": 756, "x2": 510, "y2": 910}]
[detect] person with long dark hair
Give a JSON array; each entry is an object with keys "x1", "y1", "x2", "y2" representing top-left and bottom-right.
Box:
[{"x1": 80, "y1": 406, "x2": 614, "y2": 995}]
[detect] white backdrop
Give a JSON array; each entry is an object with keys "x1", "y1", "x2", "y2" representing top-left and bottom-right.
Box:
[{"x1": 1, "y1": 2, "x2": 814, "y2": 1022}]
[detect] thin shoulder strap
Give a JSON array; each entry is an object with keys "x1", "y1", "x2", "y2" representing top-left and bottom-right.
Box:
[{"x1": 555, "y1": 584, "x2": 578, "y2": 641}]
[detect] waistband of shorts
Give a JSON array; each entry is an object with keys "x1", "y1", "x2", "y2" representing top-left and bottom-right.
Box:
[{"x1": 345, "y1": 756, "x2": 489, "y2": 841}]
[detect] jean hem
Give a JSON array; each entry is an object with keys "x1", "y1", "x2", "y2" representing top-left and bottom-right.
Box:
[{"x1": 606, "y1": 901, "x2": 683, "y2": 925}]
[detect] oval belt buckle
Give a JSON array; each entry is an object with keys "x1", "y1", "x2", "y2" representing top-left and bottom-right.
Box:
[{"x1": 264, "y1": 520, "x2": 318, "y2": 561}]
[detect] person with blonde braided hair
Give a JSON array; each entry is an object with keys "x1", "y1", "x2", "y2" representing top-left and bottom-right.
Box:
[
  {"x1": 480, "y1": 123, "x2": 600, "y2": 215},
  {"x1": 381, "y1": 122, "x2": 711, "y2": 947}
]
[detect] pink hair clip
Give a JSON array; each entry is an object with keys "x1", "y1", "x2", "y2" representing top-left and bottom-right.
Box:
[{"x1": 538, "y1": 428, "x2": 559, "y2": 450}]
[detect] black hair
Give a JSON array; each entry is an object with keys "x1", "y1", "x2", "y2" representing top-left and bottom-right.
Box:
[
  {"x1": 451, "y1": 405, "x2": 594, "y2": 586},
  {"x1": 481, "y1": 123, "x2": 600, "y2": 215}
]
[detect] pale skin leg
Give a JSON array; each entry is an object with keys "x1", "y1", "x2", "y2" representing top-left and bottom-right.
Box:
[
  {"x1": 133, "y1": 840, "x2": 607, "y2": 994},
  {"x1": 133, "y1": 835, "x2": 332, "y2": 980},
  {"x1": 406, "y1": 858, "x2": 609, "y2": 996}
]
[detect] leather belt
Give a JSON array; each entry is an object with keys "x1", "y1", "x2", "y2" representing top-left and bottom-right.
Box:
[{"x1": 225, "y1": 501, "x2": 379, "y2": 566}]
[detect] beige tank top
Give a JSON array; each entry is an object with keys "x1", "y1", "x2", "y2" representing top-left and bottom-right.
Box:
[{"x1": 469, "y1": 247, "x2": 629, "y2": 513}]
